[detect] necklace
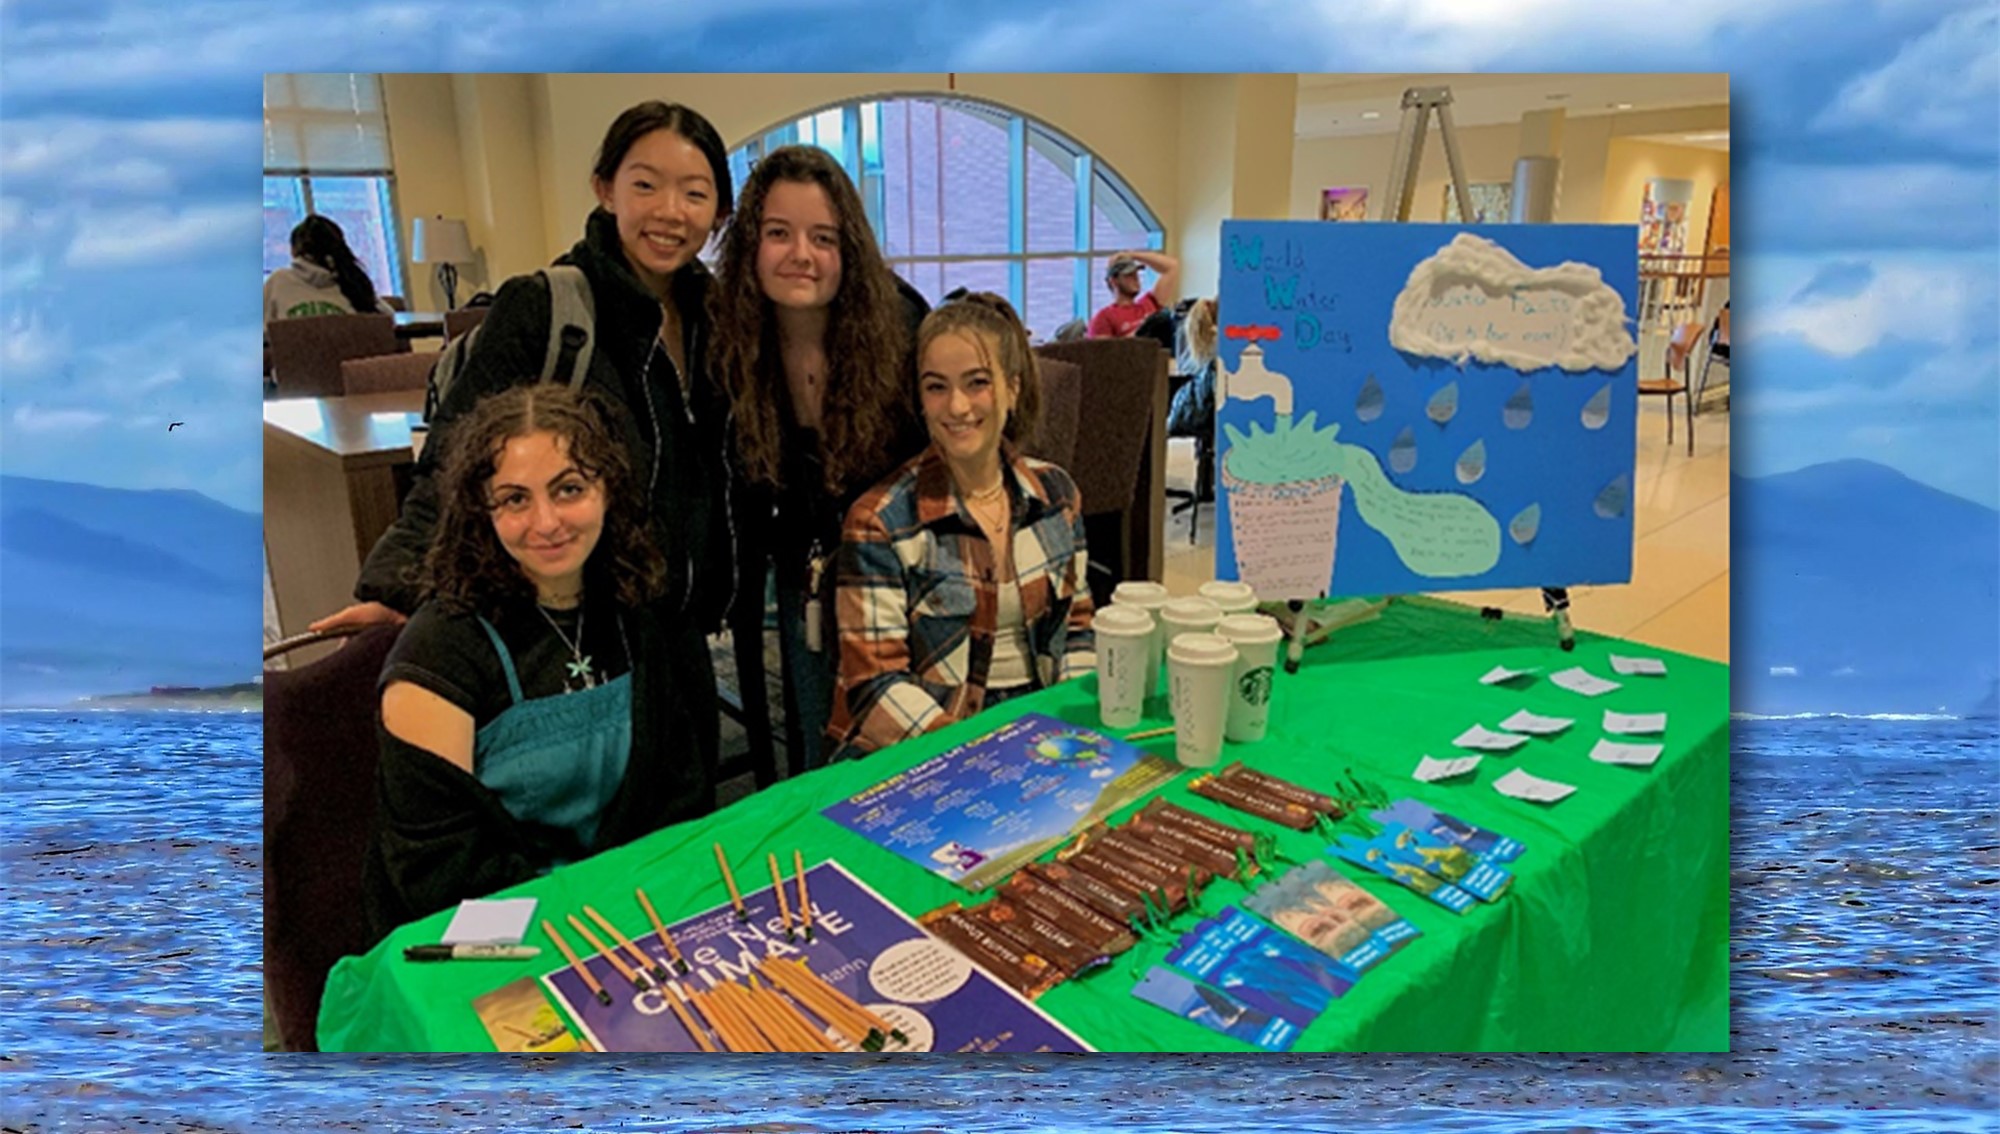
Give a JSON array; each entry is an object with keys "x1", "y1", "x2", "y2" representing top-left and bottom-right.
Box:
[
  {"x1": 967, "y1": 479, "x2": 1006, "y2": 502},
  {"x1": 538, "y1": 603, "x2": 595, "y2": 689}
]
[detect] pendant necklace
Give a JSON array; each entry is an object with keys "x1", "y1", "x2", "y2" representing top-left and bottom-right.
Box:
[{"x1": 539, "y1": 602, "x2": 596, "y2": 689}]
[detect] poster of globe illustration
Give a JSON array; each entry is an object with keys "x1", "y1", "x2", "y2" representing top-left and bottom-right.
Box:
[{"x1": 1213, "y1": 221, "x2": 1639, "y2": 600}]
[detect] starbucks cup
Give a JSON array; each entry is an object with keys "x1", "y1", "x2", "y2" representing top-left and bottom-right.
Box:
[
  {"x1": 1167, "y1": 632, "x2": 1239, "y2": 769},
  {"x1": 1111, "y1": 581, "x2": 1172, "y2": 699},
  {"x1": 1198, "y1": 580, "x2": 1259, "y2": 616},
  {"x1": 1217, "y1": 613, "x2": 1284, "y2": 743},
  {"x1": 1158, "y1": 597, "x2": 1225, "y2": 650},
  {"x1": 1092, "y1": 605, "x2": 1156, "y2": 730}
]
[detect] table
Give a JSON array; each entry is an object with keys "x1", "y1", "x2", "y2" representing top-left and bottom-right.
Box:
[
  {"x1": 318, "y1": 598, "x2": 1729, "y2": 1052},
  {"x1": 263, "y1": 390, "x2": 424, "y2": 645},
  {"x1": 393, "y1": 311, "x2": 446, "y2": 341}
]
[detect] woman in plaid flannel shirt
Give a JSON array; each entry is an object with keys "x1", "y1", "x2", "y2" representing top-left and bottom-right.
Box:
[{"x1": 826, "y1": 294, "x2": 1096, "y2": 761}]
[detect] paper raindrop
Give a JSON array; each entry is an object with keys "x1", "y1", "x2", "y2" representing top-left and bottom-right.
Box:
[
  {"x1": 1580, "y1": 384, "x2": 1611, "y2": 430},
  {"x1": 1426, "y1": 381, "x2": 1459, "y2": 425},
  {"x1": 1503, "y1": 382, "x2": 1534, "y2": 430},
  {"x1": 1455, "y1": 439, "x2": 1487, "y2": 485},
  {"x1": 1390, "y1": 426, "x2": 1418, "y2": 474},
  {"x1": 1594, "y1": 473, "x2": 1631, "y2": 519},
  {"x1": 1510, "y1": 503, "x2": 1542, "y2": 545},
  {"x1": 1356, "y1": 375, "x2": 1385, "y2": 422}
]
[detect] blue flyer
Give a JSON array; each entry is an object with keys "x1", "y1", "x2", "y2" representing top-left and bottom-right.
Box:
[
  {"x1": 1381, "y1": 821, "x2": 1514, "y2": 901},
  {"x1": 821, "y1": 713, "x2": 1182, "y2": 891},
  {"x1": 1372, "y1": 798, "x2": 1527, "y2": 862},
  {"x1": 1331, "y1": 834, "x2": 1478, "y2": 914},
  {"x1": 541, "y1": 861, "x2": 1090, "y2": 1053},
  {"x1": 1131, "y1": 965, "x2": 1301, "y2": 1051}
]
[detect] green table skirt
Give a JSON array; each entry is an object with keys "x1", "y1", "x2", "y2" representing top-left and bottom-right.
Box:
[{"x1": 320, "y1": 598, "x2": 1729, "y2": 1052}]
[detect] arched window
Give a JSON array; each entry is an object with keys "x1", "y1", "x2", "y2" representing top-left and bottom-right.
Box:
[{"x1": 728, "y1": 95, "x2": 1164, "y2": 339}]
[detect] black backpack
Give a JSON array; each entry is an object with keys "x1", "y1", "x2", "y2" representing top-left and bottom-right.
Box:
[{"x1": 422, "y1": 265, "x2": 596, "y2": 423}]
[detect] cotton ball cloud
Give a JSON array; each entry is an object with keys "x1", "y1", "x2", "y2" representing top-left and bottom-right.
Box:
[{"x1": 1389, "y1": 233, "x2": 1636, "y2": 373}]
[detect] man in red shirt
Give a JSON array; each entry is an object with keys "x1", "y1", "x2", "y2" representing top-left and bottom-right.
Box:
[{"x1": 1087, "y1": 250, "x2": 1179, "y2": 339}]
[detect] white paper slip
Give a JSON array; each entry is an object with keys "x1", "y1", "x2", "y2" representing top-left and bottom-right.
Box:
[
  {"x1": 1609, "y1": 654, "x2": 1669, "y2": 677},
  {"x1": 1499, "y1": 709, "x2": 1575, "y2": 736},
  {"x1": 1414, "y1": 754, "x2": 1483, "y2": 783},
  {"x1": 1603, "y1": 710, "x2": 1668, "y2": 735},
  {"x1": 1493, "y1": 768, "x2": 1577, "y2": 803},
  {"x1": 441, "y1": 897, "x2": 538, "y2": 945},
  {"x1": 1480, "y1": 664, "x2": 1539, "y2": 686},
  {"x1": 1454, "y1": 724, "x2": 1532, "y2": 751},
  {"x1": 1589, "y1": 738, "x2": 1665, "y2": 767},
  {"x1": 1550, "y1": 666, "x2": 1622, "y2": 697}
]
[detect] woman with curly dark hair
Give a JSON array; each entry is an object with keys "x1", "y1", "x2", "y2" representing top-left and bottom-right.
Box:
[
  {"x1": 361, "y1": 383, "x2": 700, "y2": 939},
  {"x1": 713, "y1": 144, "x2": 929, "y2": 769}
]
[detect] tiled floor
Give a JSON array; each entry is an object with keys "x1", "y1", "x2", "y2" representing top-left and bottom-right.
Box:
[{"x1": 1163, "y1": 398, "x2": 1731, "y2": 662}]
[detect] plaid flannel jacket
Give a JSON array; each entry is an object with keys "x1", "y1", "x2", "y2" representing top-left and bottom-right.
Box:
[{"x1": 826, "y1": 443, "x2": 1096, "y2": 762}]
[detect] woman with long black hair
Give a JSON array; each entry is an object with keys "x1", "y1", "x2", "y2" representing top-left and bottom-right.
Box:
[{"x1": 263, "y1": 214, "x2": 390, "y2": 322}]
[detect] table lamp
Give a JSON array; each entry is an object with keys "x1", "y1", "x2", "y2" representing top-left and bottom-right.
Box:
[{"x1": 411, "y1": 216, "x2": 474, "y2": 310}]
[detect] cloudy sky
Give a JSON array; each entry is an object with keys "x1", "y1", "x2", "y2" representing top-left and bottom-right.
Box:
[{"x1": 1, "y1": 0, "x2": 1994, "y2": 512}]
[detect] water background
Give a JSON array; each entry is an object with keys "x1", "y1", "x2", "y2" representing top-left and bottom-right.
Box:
[{"x1": 3, "y1": 711, "x2": 1994, "y2": 1132}]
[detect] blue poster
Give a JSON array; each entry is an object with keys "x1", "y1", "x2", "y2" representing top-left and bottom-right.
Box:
[
  {"x1": 542, "y1": 861, "x2": 1090, "y2": 1052},
  {"x1": 1214, "y1": 222, "x2": 1639, "y2": 599},
  {"x1": 821, "y1": 713, "x2": 1182, "y2": 891}
]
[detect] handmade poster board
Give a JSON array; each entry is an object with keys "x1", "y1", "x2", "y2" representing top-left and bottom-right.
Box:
[
  {"x1": 1213, "y1": 222, "x2": 1639, "y2": 599},
  {"x1": 542, "y1": 861, "x2": 1091, "y2": 1052}
]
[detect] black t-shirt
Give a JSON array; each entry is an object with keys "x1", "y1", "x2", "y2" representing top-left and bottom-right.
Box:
[{"x1": 380, "y1": 599, "x2": 634, "y2": 728}]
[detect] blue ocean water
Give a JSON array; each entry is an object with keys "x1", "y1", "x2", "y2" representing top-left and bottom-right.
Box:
[{"x1": 2, "y1": 711, "x2": 1995, "y2": 1132}]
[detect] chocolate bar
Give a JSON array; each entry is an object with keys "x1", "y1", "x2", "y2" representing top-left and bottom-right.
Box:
[
  {"x1": 1220, "y1": 763, "x2": 1342, "y2": 818},
  {"x1": 1189, "y1": 775, "x2": 1319, "y2": 830},
  {"x1": 924, "y1": 910, "x2": 1061, "y2": 999},
  {"x1": 1067, "y1": 845, "x2": 1188, "y2": 912},
  {"x1": 1140, "y1": 799, "x2": 1259, "y2": 851},
  {"x1": 971, "y1": 899, "x2": 1111, "y2": 978},
  {"x1": 1022, "y1": 860, "x2": 1148, "y2": 925},
  {"x1": 1001, "y1": 871, "x2": 1138, "y2": 954},
  {"x1": 1096, "y1": 827, "x2": 1214, "y2": 889},
  {"x1": 1123, "y1": 814, "x2": 1248, "y2": 880}
]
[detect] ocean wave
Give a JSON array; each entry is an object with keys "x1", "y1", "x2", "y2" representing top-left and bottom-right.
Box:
[{"x1": 1730, "y1": 712, "x2": 1961, "y2": 721}]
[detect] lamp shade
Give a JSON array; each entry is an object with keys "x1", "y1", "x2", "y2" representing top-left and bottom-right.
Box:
[{"x1": 411, "y1": 216, "x2": 473, "y2": 264}]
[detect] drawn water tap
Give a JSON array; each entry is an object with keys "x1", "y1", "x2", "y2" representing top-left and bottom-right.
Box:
[{"x1": 1219, "y1": 342, "x2": 1294, "y2": 416}]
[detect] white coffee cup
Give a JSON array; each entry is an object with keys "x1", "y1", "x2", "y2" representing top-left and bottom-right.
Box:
[
  {"x1": 1092, "y1": 605, "x2": 1156, "y2": 730},
  {"x1": 1198, "y1": 580, "x2": 1259, "y2": 615},
  {"x1": 1111, "y1": 581, "x2": 1172, "y2": 699},
  {"x1": 1167, "y1": 632, "x2": 1239, "y2": 769},
  {"x1": 1217, "y1": 613, "x2": 1284, "y2": 743},
  {"x1": 1158, "y1": 597, "x2": 1225, "y2": 651}
]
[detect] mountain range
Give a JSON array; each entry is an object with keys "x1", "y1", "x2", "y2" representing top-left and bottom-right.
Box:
[{"x1": 1, "y1": 460, "x2": 1994, "y2": 713}]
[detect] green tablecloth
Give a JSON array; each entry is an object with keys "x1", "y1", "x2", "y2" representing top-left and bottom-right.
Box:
[{"x1": 319, "y1": 598, "x2": 1729, "y2": 1052}]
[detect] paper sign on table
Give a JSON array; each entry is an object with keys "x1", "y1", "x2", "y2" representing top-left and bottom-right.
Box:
[
  {"x1": 1549, "y1": 666, "x2": 1621, "y2": 697},
  {"x1": 1414, "y1": 754, "x2": 1483, "y2": 783},
  {"x1": 442, "y1": 897, "x2": 537, "y2": 945},
  {"x1": 1498, "y1": 709, "x2": 1574, "y2": 736},
  {"x1": 1493, "y1": 768, "x2": 1577, "y2": 803},
  {"x1": 1589, "y1": 738, "x2": 1665, "y2": 767},
  {"x1": 1453, "y1": 724, "x2": 1531, "y2": 752},
  {"x1": 1603, "y1": 710, "x2": 1667, "y2": 735},
  {"x1": 1609, "y1": 654, "x2": 1668, "y2": 676},
  {"x1": 1479, "y1": 665, "x2": 1539, "y2": 686}
]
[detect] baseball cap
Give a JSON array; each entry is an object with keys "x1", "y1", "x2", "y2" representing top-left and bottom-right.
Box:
[{"x1": 1106, "y1": 256, "x2": 1142, "y2": 279}]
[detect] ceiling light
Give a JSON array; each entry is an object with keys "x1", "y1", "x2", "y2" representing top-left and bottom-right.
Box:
[
  {"x1": 1681, "y1": 131, "x2": 1730, "y2": 143},
  {"x1": 1361, "y1": 111, "x2": 1381, "y2": 120},
  {"x1": 1545, "y1": 93, "x2": 1569, "y2": 101},
  {"x1": 1612, "y1": 102, "x2": 1634, "y2": 110}
]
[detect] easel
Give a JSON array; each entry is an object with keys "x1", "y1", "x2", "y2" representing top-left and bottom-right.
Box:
[{"x1": 1382, "y1": 85, "x2": 1576, "y2": 652}]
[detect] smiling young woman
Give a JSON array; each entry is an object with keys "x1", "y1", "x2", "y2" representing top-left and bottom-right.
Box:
[{"x1": 825, "y1": 293, "x2": 1095, "y2": 763}]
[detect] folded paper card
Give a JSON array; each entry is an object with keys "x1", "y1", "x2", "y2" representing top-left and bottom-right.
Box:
[
  {"x1": 1589, "y1": 738, "x2": 1664, "y2": 767},
  {"x1": 1414, "y1": 754, "x2": 1482, "y2": 782},
  {"x1": 1499, "y1": 709, "x2": 1574, "y2": 735},
  {"x1": 1608, "y1": 654, "x2": 1668, "y2": 676},
  {"x1": 1493, "y1": 768, "x2": 1577, "y2": 803},
  {"x1": 1454, "y1": 724, "x2": 1531, "y2": 751},
  {"x1": 443, "y1": 898, "x2": 537, "y2": 945},
  {"x1": 1479, "y1": 665, "x2": 1540, "y2": 686},
  {"x1": 1549, "y1": 666, "x2": 1621, "y2": 697},
  {"x1": 1603, "y1": 710, "x2": 1667, "y2": 735}
]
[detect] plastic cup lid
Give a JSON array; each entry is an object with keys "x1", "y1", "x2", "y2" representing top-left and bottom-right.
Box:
[
  {"x1": 1094, "y1": 605, "x2": 1156, "y2": 635},
  {"x1": 1198, "y1": 580, "x2": 1257, "y2": 606},
  {"x1": 1167, "y1": 632, "x2": 1239, "y2": 667},
  {"x1": 1217, "y1": 613, "x2": 1284, "y2": 645},
  {"x1": 1160, "y1": 597, "x2": 1224, "y2": 624},
  {"x1": 1112, "y1": 581, "x2": 1172, "y2": 607}
]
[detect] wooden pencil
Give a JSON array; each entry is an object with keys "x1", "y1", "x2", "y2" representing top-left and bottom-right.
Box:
[
  {"x1": 567, "y1": 914, "x2": 645, "y2": 989},
  {"x1": 754, "y1": 977, "x2": 835, "y2": 1052},
  {"x1": 701, "y1": 981, "x2": 771, "y2": 1052},
  {"x1": 584, "y1": 904, "x2": 665, "y2": 981},
  {"x1": 782, "y1": 957, "x2": 901, "y2": 1037},
  {"x1": 662, "y1": 981, "x2": 717, "y2": 1053},
  {"x1": 634, "y1": 886, "x2": 687, "y2": 971},
  {"x1": 768, "y1": 852, "x2": 795, "y2": 936},
  {"x1": 542, "y1": 919, "x2": 611, "y2": 1006},
  {"x1": 1124, "y1": 724, "x2": 1176, "y2": 741},
  {"x1": 760, "y1": 959, "x2": 876, "y2": 1044},
  {"x1": 714, "y1": 842, "x2": 748, "y2": 920},
  {"x1": 794, "y1": 850, "x2": 813, "y2": 940},
  {"x1": 719, "y1": 981, "x2": 790, "y2": 1050},
  {"x1": 681, "y1": 984, "x2": 745, "y2": 1052}
]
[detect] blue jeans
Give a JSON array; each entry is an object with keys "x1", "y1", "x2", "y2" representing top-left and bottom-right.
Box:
[{"x1": 775, "y1": 579, "x2": 835, "y2": 771}]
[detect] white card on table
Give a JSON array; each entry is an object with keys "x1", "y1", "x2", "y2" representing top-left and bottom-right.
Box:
[
  {"x1": 1499, "y1": 709, "x2": 1575, "y2": 735},
  {"x1": 1609, "y1": 654, "x2": 1668, "y2": 676},
  {"x1": 1414, "y1": 754, "x2": 1483, "y2": 783},
  {"x1": 1480, "y1": 665, "x2": 1539, "y2": 686},
  {"x1": 1589, "y1": 738, "x2": 1665, "y2": 767},
  {"x1": 441, "y1": 897, "x2": 538, "y2": 945},
  {"x1": 1550, "y1": 666, "x2": 1622, "y2": 697},
  {"x1": 1603, "y1": 710, "x2": 1667, "y2": 735},
  {"x1": 1493, "y1": 768, "x2": 1577, "y2": 803},
  {"x1": 1454, "y1": 724, "x2": 1531, "y2": 751}
]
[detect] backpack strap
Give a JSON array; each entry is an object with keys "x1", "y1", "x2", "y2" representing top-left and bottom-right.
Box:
[{"x1": 539, "y1": 265, "x2": 596, "y2": 388}]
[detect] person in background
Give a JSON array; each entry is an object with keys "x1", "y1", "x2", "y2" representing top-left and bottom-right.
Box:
[
  {"x1": 1169, "y1": 296, "x2": 1219, "y2": 437},
  {"x1": 363, "y1": 384, "x2": 695, "y2": 939},
  {"x1": 313, "y1": 100, "x2": 740, "y2": 823},
  {"x1": 263, "y1": 215, "x2": 391, "y2": 323},
  {"x1": 713, "y1": 144, "x2": 928, "y2": 771},
  {"x1": 827, "y1": 293, "x2": 1095, "y2": 762},
  {"x1": 1087, "y1": 249, "x2": 1179, "y2": 339}
]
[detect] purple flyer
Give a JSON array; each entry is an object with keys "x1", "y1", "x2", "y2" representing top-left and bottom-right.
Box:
[{"x1": 541, "y1": 860, "x2": 1091, "y2": 1052}]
